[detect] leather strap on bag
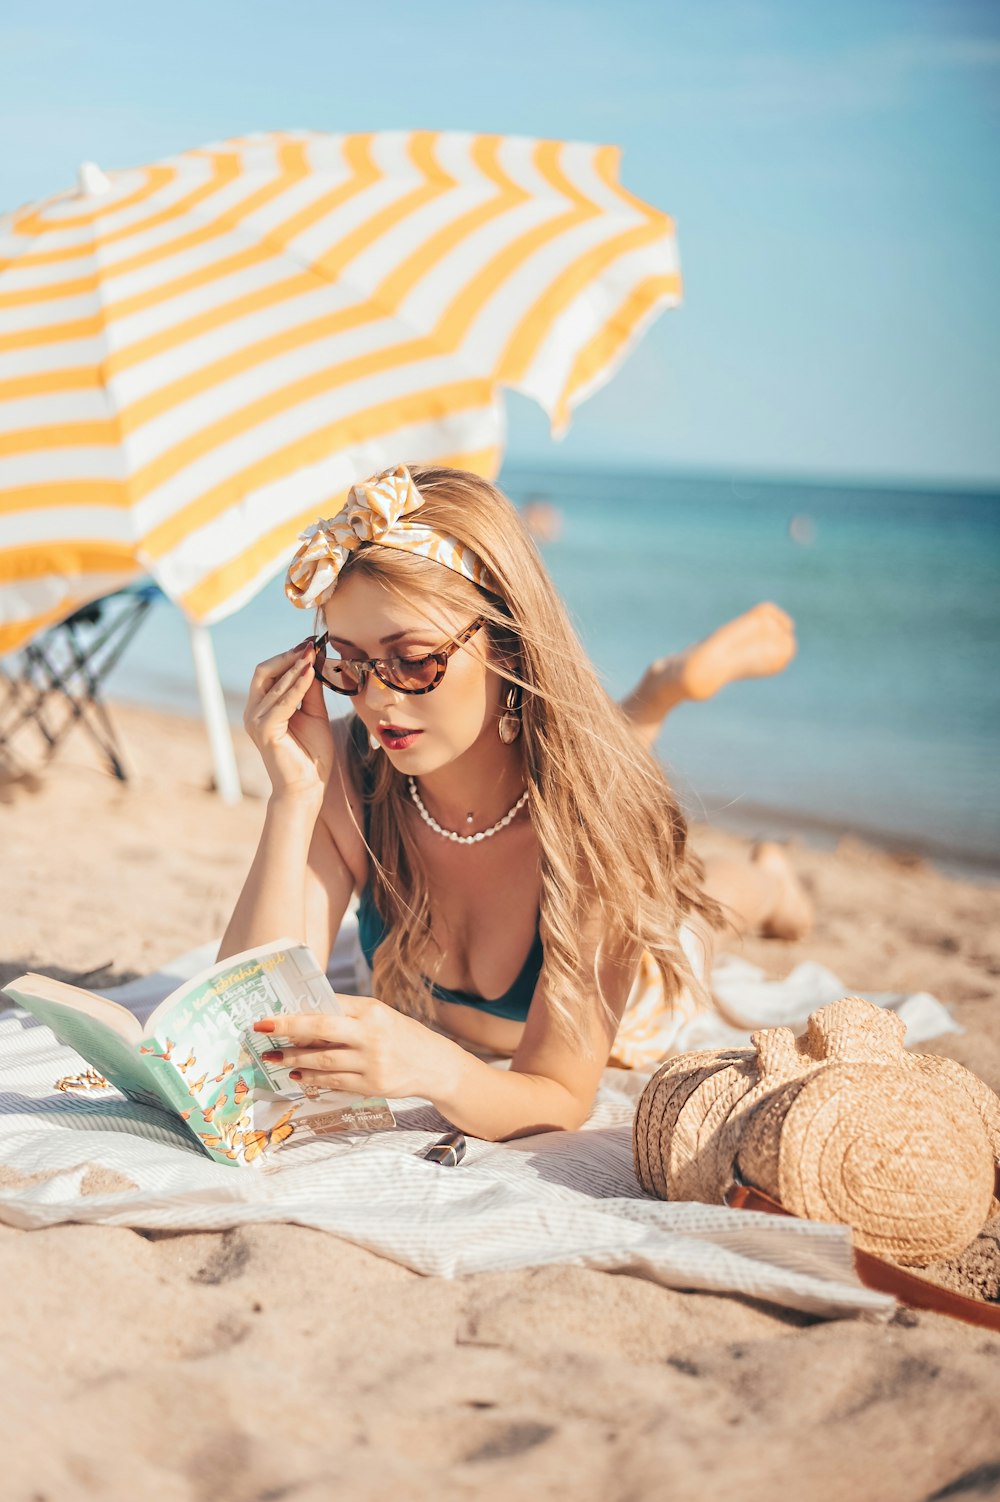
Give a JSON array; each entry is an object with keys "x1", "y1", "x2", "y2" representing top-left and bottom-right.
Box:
[{"x1": 725, "y1": 1176, "x2": 1000, "y2": 1332}]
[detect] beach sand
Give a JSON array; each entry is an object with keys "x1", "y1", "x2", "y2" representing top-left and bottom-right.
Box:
[{"x1": 2, "y1": 701, "x2": 999, "y2": 1502}]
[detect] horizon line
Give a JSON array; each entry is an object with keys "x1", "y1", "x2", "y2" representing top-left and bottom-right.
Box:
[{"x1": 498, "y1": 454, "x2": 1000, "y2": 498}]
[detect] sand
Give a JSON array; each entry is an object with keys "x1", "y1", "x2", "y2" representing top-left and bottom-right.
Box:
[{"x1": 2, "y1": 701, "x2": 1000, "y2": 1502}]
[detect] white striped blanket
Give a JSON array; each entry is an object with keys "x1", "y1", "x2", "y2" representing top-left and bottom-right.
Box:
[{"x1": 0, "y1": 927, "x2": 958, "y2": 1319}]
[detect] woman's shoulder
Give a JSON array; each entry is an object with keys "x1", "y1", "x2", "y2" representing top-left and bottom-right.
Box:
[{"x1": 317, "y1": 714, "x2": 369, "y2": 886}]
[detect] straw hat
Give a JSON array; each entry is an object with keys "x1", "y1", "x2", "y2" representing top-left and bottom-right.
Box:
[
  {"x1": 632, "y1": 1049, "x2": 750, "y2": 1201},
  {"x1": 633, "y1": 997, "x2": 1000, "y2": 1267}
]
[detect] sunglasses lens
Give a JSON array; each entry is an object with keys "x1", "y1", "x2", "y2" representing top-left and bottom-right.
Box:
[
  {"x1": 383, "y1": 655, "x2": 440, "y2": 692},
  {"x1": 317, "y1": 645, "x2": 363, "y2": 694}
]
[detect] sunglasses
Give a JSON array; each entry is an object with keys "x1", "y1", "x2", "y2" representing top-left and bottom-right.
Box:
[{"x1": 312, "y1": 616, "x2": 486, "y2": 696}]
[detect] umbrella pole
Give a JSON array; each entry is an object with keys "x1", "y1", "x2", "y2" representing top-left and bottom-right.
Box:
[{"x1": 187, "y1": 621, "x2": 242, "y2": 805}]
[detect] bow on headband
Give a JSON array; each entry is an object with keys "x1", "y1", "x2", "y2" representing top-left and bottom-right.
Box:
[{"x1": 285, "y1": 465, "x2": 491, "y2": 610}]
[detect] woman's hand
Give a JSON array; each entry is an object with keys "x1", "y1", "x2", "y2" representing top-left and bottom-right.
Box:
[
  {"x1": 253, "y1": 999, "x2": 463, "y2": 1102},
  {"x1": 244, "y1": 639, "x2": 334, "y2": 801}
]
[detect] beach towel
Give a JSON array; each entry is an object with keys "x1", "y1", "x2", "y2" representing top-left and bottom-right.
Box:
[{"x1": 0, "y1": 916, "x2": 959, "y2": 1320}]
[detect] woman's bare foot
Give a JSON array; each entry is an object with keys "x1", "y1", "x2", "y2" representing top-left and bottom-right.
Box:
[
  {"x1": 653, "y1": 602, "x2": 796, "y2": 705},
  {"x1": 753, "y1": 842, "x2": 814, "y2": 940},
  {"x1": 621, "y1": 603, "x2": 797, "y2": 746}
]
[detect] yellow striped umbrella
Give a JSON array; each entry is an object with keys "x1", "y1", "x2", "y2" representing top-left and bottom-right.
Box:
[{"x1": 0, "y1": 129, "x2": 681, "y2": 653}]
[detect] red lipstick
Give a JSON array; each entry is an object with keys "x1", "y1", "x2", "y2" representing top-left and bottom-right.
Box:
[{"x1": 378, "y1": 725, "x2": 424, "y2": 752}]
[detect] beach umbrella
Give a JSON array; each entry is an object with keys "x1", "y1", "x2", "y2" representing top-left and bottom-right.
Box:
[{"x1": 0, "y1": 130, "x2": 681, "y2": 796}]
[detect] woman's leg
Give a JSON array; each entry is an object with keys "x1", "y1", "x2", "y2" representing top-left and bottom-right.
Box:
[
  {"x1": 619, "y1": 604, "x2": 810, "y2": 939},
  {"x1": 620, "y1": 602, "x2": 797, "y2": 752},
  {"x1": 701, "y1": 842, "x2": 814, "y2": 940}
]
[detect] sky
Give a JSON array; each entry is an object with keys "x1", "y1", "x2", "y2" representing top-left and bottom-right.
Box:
[{"x1": 2, "y1": 0, "x2": 998, "y2": 486}]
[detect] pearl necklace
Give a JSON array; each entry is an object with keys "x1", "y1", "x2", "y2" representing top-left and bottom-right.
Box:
[{"x1": 407, "y1": 777, "x2": 529, "y2": 845}]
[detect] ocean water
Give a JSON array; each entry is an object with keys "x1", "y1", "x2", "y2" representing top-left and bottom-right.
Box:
[{"x1": 99, "y1": 465, "x2": 1000, "y2": 870}]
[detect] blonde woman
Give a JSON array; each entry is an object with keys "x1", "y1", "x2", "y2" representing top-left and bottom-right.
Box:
[{"x1": 220, "y1": 465, "x2": 808, "y2": 1140}]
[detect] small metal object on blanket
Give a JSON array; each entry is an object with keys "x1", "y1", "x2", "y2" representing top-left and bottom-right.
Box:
[{"x1": 422, "y1": 1130, "x2": 466, "y2": 1166}]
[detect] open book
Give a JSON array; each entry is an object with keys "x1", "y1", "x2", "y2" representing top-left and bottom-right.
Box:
[{"x1": 3, "y1": 939, "x2": 396, "y2": 1166}]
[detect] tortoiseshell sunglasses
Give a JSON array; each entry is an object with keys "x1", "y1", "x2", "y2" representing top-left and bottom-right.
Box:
[{"x1": 311, "y1": 616, "x2": 486, "y2": 696}]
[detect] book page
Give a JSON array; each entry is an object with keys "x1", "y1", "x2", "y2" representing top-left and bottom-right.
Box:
[
  {"x1": 3, "y1": 974, "x2": 144, "y2": 1042},
  {"x1": 142, "y1": 938, "x2": 322, "y2": 1036},
  {"x1": 143, "y1": 941, "x2": 394, "y2": 1166},
  {"x1": 147, "y1": 942, "x2": 339, "y2": 1093},
  {"x1": 1, "y1": 985, "x2": 175, "y2": 1111}
]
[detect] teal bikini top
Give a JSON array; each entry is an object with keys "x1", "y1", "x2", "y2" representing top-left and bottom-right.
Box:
[
  {"x1": 356, "y1": 888, "x2": 541, "y2": 1022},
  {"x1": 353, "y1": 723, "x2": 540, "y2": 1022}
]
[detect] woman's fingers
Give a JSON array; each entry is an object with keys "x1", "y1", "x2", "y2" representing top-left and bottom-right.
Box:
[
  {"x1": 256, "y1": 998, "x2": 373, "y2": 1030},
  {"x1": 254, "y1": 1010, "x2": 372, "y2": 1071},
  {"x1": 260, "y1": 1020, "x2": 367, "y2": 1083},
  {"x1": 241, "y1": 639, "x2": 333, "y2": 796},
  {"x1": 296, "y1": 672, "x2": 328, "y2": 719},
  {"x1": 249, "y1": 639, "x2": 312, "y2": 690},
  {"x1": 247, "y1": 651, "x2": 304, "y2": 699},
  {"x1": 247, "y1": 652, "x2": 314, "y2": 723},
  {"x1": 264, "y1": 1041, "x2": 362, "y2": 1070},
  {"x1": 255, "y1": 999, "x2": 431, "y2": 1100},
  {"x1": 255, "y1": 1013, "x2": 363, "y2": 1048},
  {"x1": 262, "y1": 655, "x2": 313, "y2": 708},
  {"x1": 294, "y1": 1068, "x2": 368, "y2": 1091},
  {"x1": 275, "y1": 1049, "x2": 362, "y2": 1074}
]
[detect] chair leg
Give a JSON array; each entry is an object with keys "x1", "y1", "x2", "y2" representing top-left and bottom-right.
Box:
[
  {"x1": 0, "y1": 651, "x2": 58, "y2": 753},
  {"x1": 0, "y1": 592, "x2": 156, "y2": 782}
]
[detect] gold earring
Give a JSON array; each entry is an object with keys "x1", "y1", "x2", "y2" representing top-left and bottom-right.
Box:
[{"x1": 498, "y1": 685, "x2": 522, "y2": 744}]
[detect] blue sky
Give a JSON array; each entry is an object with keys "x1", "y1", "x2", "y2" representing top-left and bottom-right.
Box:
[{"x1": 2, "y1": 0, "x2": 998, "y2": 485}]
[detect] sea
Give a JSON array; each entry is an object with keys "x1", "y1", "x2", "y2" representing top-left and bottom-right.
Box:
[{"x1": 100, "y1": 465, "x2": 1000, "y2": 876}]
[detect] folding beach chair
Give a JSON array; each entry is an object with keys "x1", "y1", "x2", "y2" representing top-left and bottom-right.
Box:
[{"x1": 0, "y1": 583, "x2": 163, "y2": 781}]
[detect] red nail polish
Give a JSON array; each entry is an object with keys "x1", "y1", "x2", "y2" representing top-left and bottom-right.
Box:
[
  {"x1": 289, "y1": 1070, "x2": 302, "y2": 1080},
  {"x1": 261, "y1": 1050, "x2": 282, "y2": 1063},
  {"x1": 253, "y1": 1020, "x2": 276, "y2": 1033}
]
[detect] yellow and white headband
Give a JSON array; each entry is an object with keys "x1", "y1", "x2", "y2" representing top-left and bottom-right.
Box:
[{"x1": 285, "y1": 465, "x2": 492, "y2": 610}]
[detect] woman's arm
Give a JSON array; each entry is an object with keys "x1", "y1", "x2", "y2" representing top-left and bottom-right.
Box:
[
  {"x1": 257, "y1": 921, "x2": 639, "y2": 1140},
  {"x1": 218, "y1": 790, "x2": 326, "y2": 960},
  {"x1": 434, "y1": 923, "x2": 639, "y2": 1138},
  {"x1": 218, "y1": 642, "x2": 362, "y2": 964},
  {"x1": 218, "y1": 784, "x2": 362, "y2": 965}
]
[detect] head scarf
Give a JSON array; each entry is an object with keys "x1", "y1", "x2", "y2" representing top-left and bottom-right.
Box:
[{"x1": 285, "y1": 465, "x2": 492, "y2": 610}]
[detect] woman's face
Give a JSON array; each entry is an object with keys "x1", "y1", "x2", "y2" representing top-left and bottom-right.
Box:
[{"x1": 321, "y1": 569, "x2": 504, "y2": 775}]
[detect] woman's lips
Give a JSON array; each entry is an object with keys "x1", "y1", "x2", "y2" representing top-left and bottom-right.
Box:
[{"x1": 377, "y1": 725, "x2": 424, "y2": 751}]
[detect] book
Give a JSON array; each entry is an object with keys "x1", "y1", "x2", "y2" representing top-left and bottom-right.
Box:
[{"x1": 2, "y1": 938, "x2": 396, "y2": 1166}]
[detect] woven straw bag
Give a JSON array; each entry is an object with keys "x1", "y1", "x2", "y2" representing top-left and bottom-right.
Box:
[{"x1": 633, "y1": 996, "x2": 1000, "y2": 1267}]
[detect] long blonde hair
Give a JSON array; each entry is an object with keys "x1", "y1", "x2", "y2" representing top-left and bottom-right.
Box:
[{"x1": 335, "y1": 465, "x2": 720, "y2": 1049}]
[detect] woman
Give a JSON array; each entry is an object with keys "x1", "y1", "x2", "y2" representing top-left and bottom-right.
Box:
[{"x1": 220, "y1": 464, "x2": 807, "y2": 1140}]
